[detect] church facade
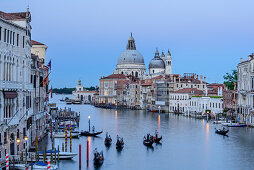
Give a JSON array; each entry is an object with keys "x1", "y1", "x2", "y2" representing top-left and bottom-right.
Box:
[{"x1": 114, "y1": 33, "x2": 172, "y2": 79}]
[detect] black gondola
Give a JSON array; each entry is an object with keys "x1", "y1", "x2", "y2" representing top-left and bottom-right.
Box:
[
  {"x1": 153, "y1": 136, "x2": 162, "y2": 143},
  {"x1": 116, "y1": 136, "x2": 124, "y2": 149},
  {"x1": 104, "y1": 133, "x2": 112, "y2": 146},
  {"x1": 93, "y1": 149, "x2": 104, "y2": 166},
  {"x1": 153, "y1": 131, "x2": 162, "y2": 143},
  {"x1": 143, "y1": 139, "x2": 154, "y2": 147},
  {"x1": 80, "y1": 130, "x2": 103, "y2": 136},
  {"x1": 215, "y1": 128, "x2": 229, "y2": 136},
  {"x1": 143, "y1": 134, "x2": 154, "y2": 147}
]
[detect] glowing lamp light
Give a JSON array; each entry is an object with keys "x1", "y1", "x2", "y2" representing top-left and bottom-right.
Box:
[
  {"x1": 88, "y1": 116, "x2": 91, "y2": 119},
  {"x1": 16, "y1": 138, "x2": 20, "y2": 143},
  {"x1": 24, "y1": 136, "x2": 28, "y2": 141}
]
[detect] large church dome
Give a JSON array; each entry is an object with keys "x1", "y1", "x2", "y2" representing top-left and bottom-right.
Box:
[
  {"x1": 149, "y1": 49, "x2": 165, "y2": 69},
  {"x1": 117, "y1": 33, "x2": 145, "y2": 65},
  {"x1": 117, "y1": 50, "x2": 144, "y2": 65}
]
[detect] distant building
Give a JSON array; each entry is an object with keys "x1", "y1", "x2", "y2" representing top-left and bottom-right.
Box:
[
  {"x1": 223, "y1": 86, "x2": 237, "y2": 117},
  {"x1": 72, "y1": 80, "x2": 97, "y2": 103},
  {"x1": 99, "y1": 74, "x2": 128, "y2": 105}
]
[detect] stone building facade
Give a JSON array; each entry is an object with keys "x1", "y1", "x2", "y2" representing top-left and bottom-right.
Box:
[
  {"x1": 237, "y1": 53, "x2": 254, "y2": 124},
  {"x1": 0, "y1": 10, "x2": 48, "y2": 164}
]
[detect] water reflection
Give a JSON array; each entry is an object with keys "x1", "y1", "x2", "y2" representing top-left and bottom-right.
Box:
[
  {"x1": 50, "y1": 95, "x2": 254, "y2": 170},
  {"x1": 158, "y1": 115, "x2": 161, "y2": 133}
]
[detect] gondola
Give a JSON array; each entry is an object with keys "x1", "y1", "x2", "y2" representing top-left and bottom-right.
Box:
[
  {"x1": 153, "y1": 136, "x2": 162, "y2": 143},
  {"x1": 143, "y1": 134, "x2": 154, "y2": 147},
  {"x1": 215, "y1": 128, "x2": 229, "y2": 135},
  {"x1": 143, "y1": 139, "x2": 154, "y2": 147},
  {"x1": 80, "y1": 130, "x2": 103, "y2": 136},
  {"x1": 116, "y1": 136, "x2": 124, "y2": 149},
  {"x1": 93, "y1": 149, "x2": 104, "y2": 166},
  {"x1": 153, "y1": 131, "x2": 162, "y2": 143},
  {"x1": 104, "y1": 133, "x2": 112, "y2": 146}
]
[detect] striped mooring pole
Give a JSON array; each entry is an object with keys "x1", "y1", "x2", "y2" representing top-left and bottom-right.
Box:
[
  {"x1": 47, "y1": 158, "x2": 51, "y2": 170},
  {"x1": 70, "y1": 121, "x2": 72, "y2": 152},
  {"x1": 6, "y1": 153, "x2": 9, "y2": 170},
  {"x1": 65, "y1": 125, "x2": 67, "y2": 152}
]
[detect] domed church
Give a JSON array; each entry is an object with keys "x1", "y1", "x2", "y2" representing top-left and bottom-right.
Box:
[
  {"x1": 114, "y1": 33, "x2": 172, "y2": 79},
  {"x1": 149, "y1": 48, "x2": 172, "y2": 77},
  {"x1": 115, "y1": 33, "x2": 146, "y2": 79}
]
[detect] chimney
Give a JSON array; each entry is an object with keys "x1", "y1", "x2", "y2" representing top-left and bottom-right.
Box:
[
  {"x1": 200, "y1": 75, "x2": 203, "y2": 84},
  {"x1": 204, "y1": 77, "x2": 206, "y2": 83},
  {"x1": 197, "y1": 75, "x2": 199, "y2": 80},
  {"x1": 240, "y1": 58, "x2": 243, "y2": 62}
]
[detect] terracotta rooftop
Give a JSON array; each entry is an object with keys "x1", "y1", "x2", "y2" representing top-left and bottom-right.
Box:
[
  {"x1": 0, "y1": 11, "x2": 28, "y2": 20},
  {"x1": 31, "y1": 40, "x2": 45, "y2": 46},
  {"x1": 172, "y1": 88, "x2": 203, "y2": 95},
  {"x1": 141, "y1": 82, "x2": 152, "y2": 86},
  {"x1": 101, "y1": 74, "x2": 126, "y2": 80}
]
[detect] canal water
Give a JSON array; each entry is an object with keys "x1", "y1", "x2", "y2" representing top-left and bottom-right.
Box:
[{"x1": 48, "y1": 94, "x2": 254, "y2": 170}]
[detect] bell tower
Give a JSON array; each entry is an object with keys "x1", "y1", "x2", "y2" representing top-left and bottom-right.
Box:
[{"x1": 165, "y1": 50, "x2": 172, "y2": 74}]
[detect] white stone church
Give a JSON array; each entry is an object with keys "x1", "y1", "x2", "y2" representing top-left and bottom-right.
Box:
[{"x1": 114, "y1": 33, "x2": 172, "y2": 79}]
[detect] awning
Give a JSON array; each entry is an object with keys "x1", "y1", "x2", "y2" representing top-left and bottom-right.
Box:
[{"x1": 3, "y1": 91, "x2": 18, "y2": 99}]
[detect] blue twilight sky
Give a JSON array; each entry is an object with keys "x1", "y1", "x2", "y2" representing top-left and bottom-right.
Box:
[{"x1": 1, "y1": 0, "x2": 254, "y2": 88}]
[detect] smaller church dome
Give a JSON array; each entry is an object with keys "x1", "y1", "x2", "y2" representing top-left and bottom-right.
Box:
[
  {"x1": 149, "y1": 49, "x2": 165, "y2": 69},
  {"x1": 149, "y1": 58, "x2": 165, "y2": 69}
]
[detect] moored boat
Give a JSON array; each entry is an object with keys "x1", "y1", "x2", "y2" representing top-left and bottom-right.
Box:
[
  {"x1": 52, "y1": 132, "x2": 79, "y2": 138},
  {"x1": 11, "y1": 162, "x2": 58, "y2": 170},
  {"x1": 222, "y1": 122, "x2": 247, "y2": 127},
  {"x1": 39, "y1": 150, "x2": 77, "y2": 160}
]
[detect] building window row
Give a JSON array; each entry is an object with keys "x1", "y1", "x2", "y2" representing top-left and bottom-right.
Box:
[{"x1": 0, "y1": 26, "x2": 24, "y2": 48}]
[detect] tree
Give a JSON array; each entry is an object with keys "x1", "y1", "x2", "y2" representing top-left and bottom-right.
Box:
[{"x1": 223, "y1": 69, "x2": 237, "y2": 90}]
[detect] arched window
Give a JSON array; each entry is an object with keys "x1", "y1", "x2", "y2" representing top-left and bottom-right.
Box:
[{"x1": 135, "y1": 72, "x2": 138, "y2": 77}]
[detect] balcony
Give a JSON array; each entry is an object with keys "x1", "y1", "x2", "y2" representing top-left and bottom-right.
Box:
[
  {"x1": 0, "y1": 80, "x2": 22, "y2": 90},
  {"x1": 4, "y1": 117, "x2": 19, "y2": 126}
]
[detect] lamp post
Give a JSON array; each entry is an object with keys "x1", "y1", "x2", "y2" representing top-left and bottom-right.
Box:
[{"x1": 88, "y1": 116, "x2": 91, "y2": 132}]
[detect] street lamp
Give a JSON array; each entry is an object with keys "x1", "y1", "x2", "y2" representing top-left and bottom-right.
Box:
[
  {"x1": 88, "y1": 116, "x2": 91, "y2": 132},
  {"x1": 24, "y1": 136, "x2": 28, "y2": 141},
  {"x1": 16, "y1": 138, "x2": 20, "y2": 143}
]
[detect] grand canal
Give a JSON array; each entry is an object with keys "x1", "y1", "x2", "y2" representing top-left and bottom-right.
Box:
[{"x1": 49, "y1": 95, "x2": 254, "y2": 170}]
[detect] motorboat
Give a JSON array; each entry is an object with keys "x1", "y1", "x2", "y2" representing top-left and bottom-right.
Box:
[
  {"x1": 213, "y1": 120, "x2": 227, "y2": 124},
  {"x1": 12, "y1": 161, "x2": 58, "y2": 169},
  {"x1": 222, "y1": 122, "x2": 247, "y2": 127},
  {"x1": 73, "y1": 100, "x2": 81, "y2": 104},
  {"x1": 39, "y1": 150, "x2": 77, "y2": 160},
  {"x1": 65, "y1": 99, "x2": 73, "y2": 104}
]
